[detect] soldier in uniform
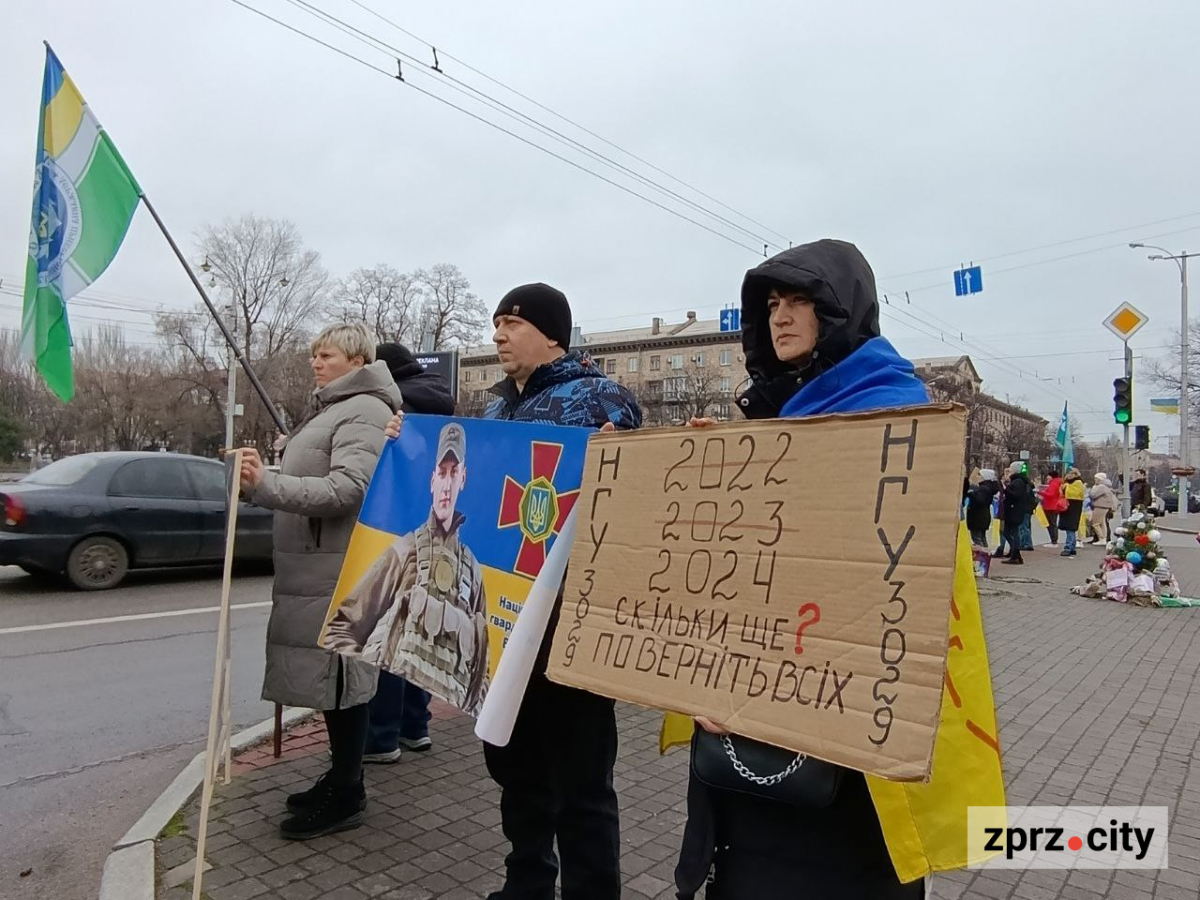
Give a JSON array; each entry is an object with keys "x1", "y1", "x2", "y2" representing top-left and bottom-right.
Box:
[{"x1": 322, "y1": 422, "x2": 489, "y2": 715}]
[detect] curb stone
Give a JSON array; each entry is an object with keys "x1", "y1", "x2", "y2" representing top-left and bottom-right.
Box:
[
  {"x1": 97, "y1": 707, "x2": 314, "y2": 900},
  {"x1": 1157, "y1": 525, "x2": 1197, "y2": 535}
]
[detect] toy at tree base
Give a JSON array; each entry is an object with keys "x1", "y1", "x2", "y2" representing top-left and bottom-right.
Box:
[{"x1": 1071, "y1": 510, "x2": 1200, "y2": 608}]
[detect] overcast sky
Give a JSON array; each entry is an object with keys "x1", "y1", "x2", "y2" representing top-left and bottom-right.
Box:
[{"x1": 4, "y1": 0, "x2": 1200, "y2": 449}]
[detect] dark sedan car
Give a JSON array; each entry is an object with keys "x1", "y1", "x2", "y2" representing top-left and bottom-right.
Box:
[
  {"x1": 0, "y1": 452, "x2": 273, "y2": 590},
  {"x1": 1160, "y1": 489, "x2": 1200, "y2": 514}
]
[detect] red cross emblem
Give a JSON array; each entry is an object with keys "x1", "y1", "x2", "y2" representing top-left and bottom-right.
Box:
[{"x1": 497, "y1": 441, "x2": 580, "y2": 579}]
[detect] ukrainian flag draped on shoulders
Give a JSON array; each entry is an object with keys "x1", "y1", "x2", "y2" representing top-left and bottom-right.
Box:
[
  {"x1": 23, "y1": 45, "x2": 141, "y2": 401},
  {"x1": 661, "y1": 335, "x2": 1006, "y2": 882}
]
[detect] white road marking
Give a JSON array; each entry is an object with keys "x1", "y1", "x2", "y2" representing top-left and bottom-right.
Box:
[{"x1": 0, "y1": 601, "x2": 272, "y2": 635}]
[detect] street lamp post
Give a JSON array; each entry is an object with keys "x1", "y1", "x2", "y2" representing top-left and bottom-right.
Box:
[
  {"x1": 200, "y1": 259, "x2": 290, "y2": 453},
  {"x1": 1130, "y1": 243, "x2": 1194, "y2": 519}
]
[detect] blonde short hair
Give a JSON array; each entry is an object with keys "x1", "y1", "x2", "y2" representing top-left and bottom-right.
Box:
[{"x1": 311, "y1": 323, "x2": 375, "y2": 363}]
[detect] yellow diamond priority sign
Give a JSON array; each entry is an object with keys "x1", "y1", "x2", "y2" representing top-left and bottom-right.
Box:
[{"x1": 1103, "y1": 302, "x2": 1149, "y2": 342}]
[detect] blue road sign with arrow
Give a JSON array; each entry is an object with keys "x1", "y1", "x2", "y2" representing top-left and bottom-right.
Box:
[
  {"x1": 953, "y1": 265, "x2": 983, "y2": 297},
  {"x1": 719, "y1": 308, "x2": 741, "y2": 331}
]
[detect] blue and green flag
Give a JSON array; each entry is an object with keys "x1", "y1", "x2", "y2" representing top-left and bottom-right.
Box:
[
  {"x1": 23, "y1": 45, "x2": 141, "y2": 401},
  {"x1": 1054, "y1": 401, "x2": 1074, "y2": 468}
]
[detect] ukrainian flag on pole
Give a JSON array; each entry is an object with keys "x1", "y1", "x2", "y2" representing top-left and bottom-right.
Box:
[{"x1": 23, "y1": 44, "x2": 141, "y2": 401}]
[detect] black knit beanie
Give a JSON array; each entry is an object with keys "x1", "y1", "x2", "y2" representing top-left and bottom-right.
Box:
[
  {"x1": 375, "y1": 342, "x2": 420, "y2": 381},
  {"x1": 493, "y1": 283, "x2": 572, "y2": 350}
]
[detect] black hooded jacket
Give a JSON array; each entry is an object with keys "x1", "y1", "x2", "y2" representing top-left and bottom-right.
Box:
[
  {"x1": 737, "y1": 239, "x2": 882, "y2": 419},
  {"x1": 376, "y1": 345, "x2": 456, "y2": 416},
  {"x1": 394, "y1": 365, "x2": 456, "y2": 416},
  {"x1": 1001, "y1": 472, "x2": 1034, "y2": 526},
  {"x1": 967, "y1": 480, "x2": 999, "y2": 531}
]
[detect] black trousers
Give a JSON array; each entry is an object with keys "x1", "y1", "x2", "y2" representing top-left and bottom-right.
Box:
[
  {"x1": 484, "y1": 674, "x2": 621, "y2": 900},
  {"x1": 324, "y1": 660, "x2": 368, "y2": 786},
  {"x1": 1004, "y1": 522, "x2": 1023, "y2": 561}
]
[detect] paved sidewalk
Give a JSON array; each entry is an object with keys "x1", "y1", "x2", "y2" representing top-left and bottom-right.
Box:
[{"x1": 155, "y1": 542, "x2": 1200, "y2": 900}]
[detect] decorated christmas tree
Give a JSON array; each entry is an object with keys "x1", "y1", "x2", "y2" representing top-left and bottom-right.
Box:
[
  {"x1": 1074, "y1": 508, "x2": 1198, "y2": 606},
  {"x1": 1106, "y1": 510, "x2": 1164, "y2": 574}
]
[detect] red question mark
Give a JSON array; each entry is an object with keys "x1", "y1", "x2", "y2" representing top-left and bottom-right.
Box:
[{"x1": 795, "y1": 603, "x2": 821, "y2": 654}]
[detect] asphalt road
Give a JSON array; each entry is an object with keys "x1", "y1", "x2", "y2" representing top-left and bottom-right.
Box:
[{"x1": 0, "y1": 564, "x2": 276, "y2": 900}]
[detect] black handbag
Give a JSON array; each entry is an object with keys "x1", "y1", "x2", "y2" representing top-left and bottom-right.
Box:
[{"x1": 690, "y1": 729, "x2": 843, "y2": 808}]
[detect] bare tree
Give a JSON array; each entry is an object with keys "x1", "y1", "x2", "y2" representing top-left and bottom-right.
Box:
[
  {"x1": 1091, "y1": 434, "x2": 1124, "y2": 480},
  {"x1": 155, "y1": 310, "x2": 226, "y2": 411},
  {"x1": 456, "y1": 388, "x2": 492, "y2": 419},
  {"x1": 637, "y1": 361, "x2": 727, "y2": 425},
  {"x1": 0, "y1": 330, "x2": 39, "y2": 442},
  {"x1": 923, "y1": 373, "x2": 984, "y2": 468},
  {"x1": 198, "y1": 215, "x2": 326, "y2": 359},
  {"x1": 417, "y1": 264, "x2": 488, "y2": 349},
  {"x1": 158, "y1": 215, "x2": 327, "y2": 452},
  {"x1": 72, "y1": 326, "x2": 170, "y2": 451},
  {"x1": 993, "y1": 418, "x2": 1055, "y2": 475},
  {"x1": 332, "y1": 264, "x2": 422, "y2": 344},
  {"x1": 1068, "y1": 416, "x2": 1099, "y2": 477}
]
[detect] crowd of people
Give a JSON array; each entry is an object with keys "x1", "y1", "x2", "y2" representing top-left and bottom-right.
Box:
[
  {"x1": 963, "y1": 463, "x2": 1153, "y2": 564},
  {"x1": 238, "y1": 239, "x2": 967, "y2": 900}
]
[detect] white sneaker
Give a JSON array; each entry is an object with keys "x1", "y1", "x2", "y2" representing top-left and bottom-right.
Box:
[
  {"x1": 363, "y1": 748, "x2": 403, "y2": 764},
  {"x1": 399, "y1": 736, "x2": 433, "y2": 752},
  {"x1": 1041, "y1": 543, "x2": 1059, "y2": 548}
]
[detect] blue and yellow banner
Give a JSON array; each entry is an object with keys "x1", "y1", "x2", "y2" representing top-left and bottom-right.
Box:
[{"x1": 320, "y1": 415, "x2": 590, "y2": 716}]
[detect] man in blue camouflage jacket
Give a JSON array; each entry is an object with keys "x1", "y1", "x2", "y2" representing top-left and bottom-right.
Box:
[{"x1": 482, "y1": 283, "x2": 640, "y2": 900}]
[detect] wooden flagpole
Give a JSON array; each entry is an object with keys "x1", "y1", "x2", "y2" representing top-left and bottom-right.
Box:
[
  {"x1": 221, "y1": 637, "x2": 233, "y2": 783},
  {"x1": 192, "y1": 449, "x2": 243, "y2": 900}
]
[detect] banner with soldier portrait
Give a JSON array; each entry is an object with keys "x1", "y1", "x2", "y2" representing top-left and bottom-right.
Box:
[{"x1": 320, "y1": 415, "x2": 591, "y2": 716}]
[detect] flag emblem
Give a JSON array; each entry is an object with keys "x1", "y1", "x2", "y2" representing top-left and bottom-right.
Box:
[
  {"x1": 498, "y1": 441, "x2": 579, "y2": 578},
  {"x1": 30, "y1": 158, "x2": 82, "y2": 285}
]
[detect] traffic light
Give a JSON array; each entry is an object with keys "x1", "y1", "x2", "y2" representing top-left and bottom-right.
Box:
[
  {"x1": 1135, "y1": 425, "x2": 1150, "y2": 450},
  {"x1": 1113, "y1": 377, "x2": 1133, "y2": 424}
]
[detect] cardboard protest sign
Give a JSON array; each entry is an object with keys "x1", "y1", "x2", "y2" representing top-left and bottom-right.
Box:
[
  {"x1": 547, "y1": 404, "x2": 967, "y2": 781},
  {"x1": 320, "y1": 415, "x2": 590, "y2": 716}
]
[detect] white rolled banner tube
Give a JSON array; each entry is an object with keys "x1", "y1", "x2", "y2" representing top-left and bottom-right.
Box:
[{"x1": 475, "y1": 507, "x2": 578, "y2": 747}]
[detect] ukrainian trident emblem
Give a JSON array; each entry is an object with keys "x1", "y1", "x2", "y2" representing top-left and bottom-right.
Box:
[{"x1": 498, "y1": 441, "x2": 579, "y2": 578}]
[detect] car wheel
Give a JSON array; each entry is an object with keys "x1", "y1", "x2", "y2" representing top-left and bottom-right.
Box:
[{"x1": 66, "y1": 536, "x2": 129, "y2": 591}]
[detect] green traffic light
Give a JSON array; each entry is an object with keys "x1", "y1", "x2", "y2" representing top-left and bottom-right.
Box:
[{"x1": 1115, "y1": 410, "x2": 1132, "y2": 424}]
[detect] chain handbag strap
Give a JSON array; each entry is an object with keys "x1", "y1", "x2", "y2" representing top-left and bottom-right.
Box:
[{"x1": 720, "y1": 735, "x2": 807, "y2": 786}]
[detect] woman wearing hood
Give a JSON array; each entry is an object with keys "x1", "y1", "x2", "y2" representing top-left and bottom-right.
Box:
[
  {"x1": 1089, "y1": 473, "x2": 1118, "y2": 544},
  {"x1": 674, "y1": 240, "x2": 928, "y2": 900},
  {"x1": 967, "y1": 469, "x2": 1000, "y2": 547}
]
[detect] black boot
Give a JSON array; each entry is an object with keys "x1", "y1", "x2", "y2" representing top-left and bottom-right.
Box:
[
  {"x1": 281, "y1": 777, "x2": 365, "y2": 840},
  {"x1": 286, "y1": 771, "x2": 367, "y2": 814},
  {"x1": 286, "y1": 772, "x2": 331, "y2": 814}
]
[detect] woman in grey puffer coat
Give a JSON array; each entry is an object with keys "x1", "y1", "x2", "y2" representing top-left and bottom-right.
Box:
[{"x1": 240, "y1": 323, "x2": 400, "y2": 840}]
